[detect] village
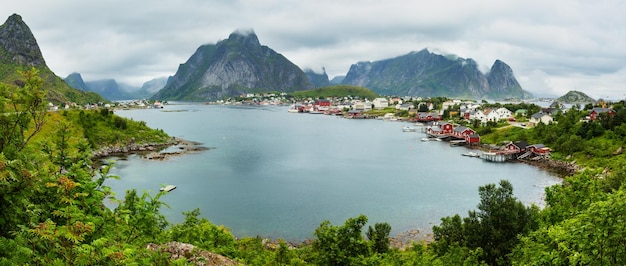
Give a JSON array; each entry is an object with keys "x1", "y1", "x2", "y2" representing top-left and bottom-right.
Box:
[
  {"x1": 281, "y1": 95, "x2": 616, "y2": 163},
  {"x1": 55, "y1": 91, "x2": 616, "y2": 164}
]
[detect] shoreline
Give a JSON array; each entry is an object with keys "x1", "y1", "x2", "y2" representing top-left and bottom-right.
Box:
[
  {"x1": 97, "y1": 111, "x2": 570, "y2": 250},
  {"x1": 92, "y1": 137, "x2": 211, "y2": 161}
]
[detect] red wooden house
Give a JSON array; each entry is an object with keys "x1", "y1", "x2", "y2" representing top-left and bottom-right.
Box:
[
  {"x1": 529, "y1": 144, "x2": 551, "y2": 155},
  {"x1": 416, "y1": 112, "x2": 441, "y2": 122},
  {"x1": 464, "y1": 134, "x2": 479, "y2": 144},
  {"x1": 452, "y1": 126, "x2": 475, "y2": 139},
  {"x1": 589, "y1": 107, "x2": 615, "y2": 120},
  {"x1": 505, "y1": 141, "x2": 529, "y2": 153}
]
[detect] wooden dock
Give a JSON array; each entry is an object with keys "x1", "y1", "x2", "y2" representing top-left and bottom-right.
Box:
[{"x1": 480, "y1": 151, "x2": 517, "y2": 162}]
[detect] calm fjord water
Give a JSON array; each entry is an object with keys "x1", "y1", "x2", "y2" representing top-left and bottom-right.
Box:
[{"x1": 106, "y1": 103, "x2": 561, "y2": 241}]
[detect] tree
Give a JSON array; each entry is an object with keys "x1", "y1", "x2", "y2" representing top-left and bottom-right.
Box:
[
  {"x1": 433, "y1": 180, "x2": 537, "y2": 265},
  {"x1": 366, "y1": 222, "x2": 391, "y2": 253},
  {"x1": 513, "y1": 189, "x2": 626, "y2": 265},
  {"x1": 0, "y1": 68, "x2": 47, "y2": 159},
  {"x1": 312, "y1": 215, "x2": 371, "y2": 265}
]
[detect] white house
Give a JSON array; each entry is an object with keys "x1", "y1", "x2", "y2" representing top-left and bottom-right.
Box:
[
  {"x1": 469, "y1": 110, "x2": 486, "y2": 122},
  {"x1": 530, "y1": 112, "x2": 554, "y2": 125},
  {"x1": 494, "y1": 107, "x2": 513, "y2": 120},
  {"x1": 484, "y1": 108, "x2": 500, "y2": 122},
  {"x1": 372, "y1": 98, "x2": 389, "y2": 109}
]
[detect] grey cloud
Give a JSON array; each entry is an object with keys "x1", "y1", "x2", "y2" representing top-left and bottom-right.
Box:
[{"x1": 3, "y1": 0, "x2": 626, "y2": 99}]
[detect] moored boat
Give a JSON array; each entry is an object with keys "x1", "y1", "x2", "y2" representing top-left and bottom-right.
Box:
[
  {"x1": 402, "y1": 126, "x2": 416, "y2": 132},
  {"x1": 160, "y1": 184, "x2": 176, "y2": 192},
  {"x1": 462, "y1": 151, "x2": 480, "y2": 157}
]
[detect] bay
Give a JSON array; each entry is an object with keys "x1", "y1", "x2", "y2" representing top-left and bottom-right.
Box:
[{"x1": 105, "y1": 103, "x2": 561, "y2": 241}]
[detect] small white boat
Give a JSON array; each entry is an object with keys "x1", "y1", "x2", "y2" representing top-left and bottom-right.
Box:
[
  {"x1": 402, "y1": 126, "x2": 416, "y2": 132},
  {"x1": 421, "y1": 138, "x2": 430, "y2": 142},
  {"x1": 462, "y1": 152, "x2": 480, "y2": 157},
  {"x1": 160, "y1": 184, "x2": 176, "y2": 192}
]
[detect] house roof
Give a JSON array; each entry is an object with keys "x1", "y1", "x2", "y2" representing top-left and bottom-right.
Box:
[
  {"x1": 453, "y1": 126, "x2": 470, "y2": 132},
  {"x1": 530, "y1": 144, "x2": 546, "y2": 149},
  {"x1": 590, "y1": 107, "x2": 613, "y2": 114},
  {"x1": 531, "y1": 112, "x2": 551, "y2": 119},
  {"x1": 511, "y1": 141, "x2": 529, "y2": 149},
  {"x1": 429, "y1": 127, "x2": 442, "y2": 132}
]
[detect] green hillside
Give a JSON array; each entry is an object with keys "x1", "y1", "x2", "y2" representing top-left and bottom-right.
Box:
[{"x1": 291, "y1": 85, "x2": 378, "y2": 99}]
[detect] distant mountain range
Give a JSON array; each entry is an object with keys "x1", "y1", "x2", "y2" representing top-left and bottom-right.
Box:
[
  {"x1": 64, "y1": 72, "x2": 167, "y2": 101},
  {"x1": 152, "y1": 31, "x2": 313, "y2": 101},
  {"x1": 1, "y1": 13, "x2": 534, "y2": 102},
  {"x1": 0, "y1": 14, "x2": 104, "y2": 104},
  {"x1": 341, "y1": 49, "x2": 532, "y2": 100}
]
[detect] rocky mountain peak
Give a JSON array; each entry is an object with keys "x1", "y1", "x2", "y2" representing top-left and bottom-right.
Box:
[
  {"x1": 0, "y1": 13, "x2": 46, "y2": 67},
  {"x1": 151, "y1": 30, "x2": 313, "y2": 101},
  {"x1": 64, "y1": 72, "x2": 88, "y2": 91},
  {"x1": 227, "y1": 29, "x2": 261, "y2": 47}
]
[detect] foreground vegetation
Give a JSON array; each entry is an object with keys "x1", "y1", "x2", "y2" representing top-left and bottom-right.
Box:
[{"x1": 1, "y1": 70, "x2": 625, "y2": 264}]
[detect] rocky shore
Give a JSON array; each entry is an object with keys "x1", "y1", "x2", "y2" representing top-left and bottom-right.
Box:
[
  {"x1": 147, "y1": 242, "x2": 238, "y2": 265},
  {"x1": 92, "y1": 137, "x2": 210, "y2": 160}
]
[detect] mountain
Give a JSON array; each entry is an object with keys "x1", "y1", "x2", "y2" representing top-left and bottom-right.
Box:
[
  {"x1": 342, "y1": 49, "x2": 531, "y2": 100},
  {"x1": 65, "y1": 73, "x2": 167, "y2": 100},
  {"x1": 151, "y1": 30, "x2": 313, "y2": 101},
  {"x1": 304, "y1": 68, "x2": 330, "y2": 88},
  {"x1": 83, "y1": 79, "x2": 136, "y2": 101},
  {"x1": 555, "y1": 90, "x2": 595, "y2": 104},
  {"x1": 64, "y1": 72, "x2": 88, "y2": 91},
  {"x1": 330, "y1": 76, "x2": 345, "y2": 85},
  {"x1": 0, "y1": 14, "x2": 105, "y2": 104},
  {"x1": 140, "y1": 77, "x2": 168, "y2": 96}
]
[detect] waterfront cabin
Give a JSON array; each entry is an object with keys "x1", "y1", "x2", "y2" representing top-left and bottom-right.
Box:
[
  {"x1": 465, "y1": 134, "x2": 480, "y2": 144},
  {"x1": 416, "y1": 112, "x2": 441, "y2": 122},
  {"x1": 505, "y1": 141, "x2": 529, "y2": 153},
  {"x1": 452, "y1": 126, "x2": 476, "y2": 139},
  {"x1": 529, "y1": 144, "x2": 551, "y2": 155},
  {"x1": 314, "y1": 99, "x2": 331, "y2": 111},
  {"x1": 437, "y1": 122, "x2": 454, "y2": 134}
]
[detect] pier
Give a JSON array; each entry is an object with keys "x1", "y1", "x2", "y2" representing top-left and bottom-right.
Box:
[{"x1": 481, "y1": 152, "x2": 512, "y2": 162}]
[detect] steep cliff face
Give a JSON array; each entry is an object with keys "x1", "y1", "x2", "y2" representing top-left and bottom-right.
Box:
[
  {"x1": 0, "y1": 14, "x2": 105, "y2": 104},
  {"x1": 0, "y1": 14, "x2": 45, "y2": 67},
  {"x1": 342, "y1": 49, "x2": 531, "y2": 100},
  {"x1": 152, "y1": 30, "x2": 313, "y2": 101},
  {"x1": 304, "y1": 68, "x2": 330, "y2": 88},
  {"x1": 64, "y1": 72, "x2": 88, "y2": 91},
  {"x1": 487, "y1": 60, "x2": 530, "y2": 99}
]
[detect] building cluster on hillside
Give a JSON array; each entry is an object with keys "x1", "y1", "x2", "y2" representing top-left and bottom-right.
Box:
[{"x1": 46, "y1": 99, "x2": 166, "y2": 111}]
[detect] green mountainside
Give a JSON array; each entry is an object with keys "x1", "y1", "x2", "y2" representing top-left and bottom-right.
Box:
[
  {"x1": 555, "y1": 90, "x2": 596, "y2": 103},
  {"x1": 152, "y1": 30, "x2": 313, "y2": 101},
  {"x1": 291, "y1": 85, "x2": 377, "y2": 99},
  {"x1": 0, "y1": 14, "x2": 105, "y2": 104},
  {"x1": 342, "y1": 49, "x2": 532, "y2": 100}
]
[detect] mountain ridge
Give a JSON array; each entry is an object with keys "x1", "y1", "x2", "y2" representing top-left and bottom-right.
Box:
[
  {"x1": 342, "y1": 48, "x2": 531, "y2": 100},
  {"x1": 152, "y1": 30, "x2": 313, "y2": 101},
  {"x1": 0, "y1": 14, "x2": 105, "y2": 104}
]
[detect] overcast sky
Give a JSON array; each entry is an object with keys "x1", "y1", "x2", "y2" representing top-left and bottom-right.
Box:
[{"x1": 3, "y1": 0, "x2": 625, "y2": 99}]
